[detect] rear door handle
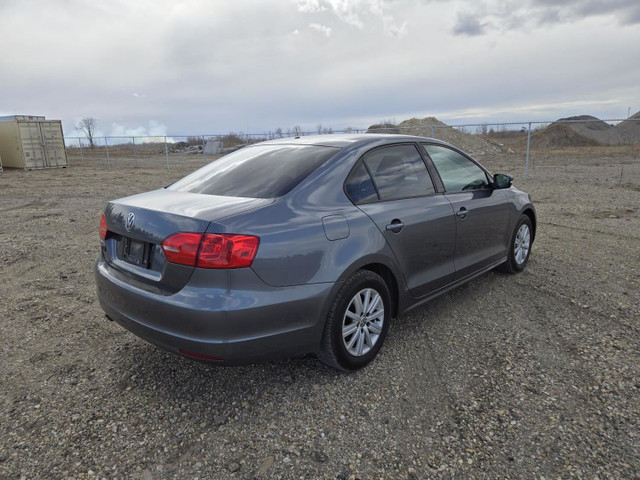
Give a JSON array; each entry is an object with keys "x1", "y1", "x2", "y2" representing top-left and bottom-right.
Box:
[
  {"x1": 385, "y1": 220, "x2": 404, "y2": 233},
  {"x1": 456, "y1": 207, "x2": 468, "y2": 219}
]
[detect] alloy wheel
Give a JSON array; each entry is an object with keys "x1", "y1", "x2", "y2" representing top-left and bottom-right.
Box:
[
  {"x1": 514, "y1": 223, "x2": 531, "y2": 265},
  {"x1": 342, "y1": 288, "x2": 384, "y2": 357}
]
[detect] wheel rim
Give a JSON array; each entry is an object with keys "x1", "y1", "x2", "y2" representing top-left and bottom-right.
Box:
[
  {"x1": 514, "y1": 223, "x2": 531, "y2": 265},
  {"x1": 342, "y1": 288, "x2": 384, "y2": 357}
]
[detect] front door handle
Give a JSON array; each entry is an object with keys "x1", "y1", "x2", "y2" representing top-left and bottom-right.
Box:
[
  {"x1": 385, "y1": 219, "x2": 404, "y2": 233},
  {"x1": 456, "y1": 207, "x2": 468, "y2": 219}
]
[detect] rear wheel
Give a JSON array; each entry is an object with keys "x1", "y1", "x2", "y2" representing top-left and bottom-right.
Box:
[
  {"x1": 318, "y1": 270, "x2": 391, "y2": 371},
  {"x1": 498, "y1": 215, "x2": 532, "y2": 274}
]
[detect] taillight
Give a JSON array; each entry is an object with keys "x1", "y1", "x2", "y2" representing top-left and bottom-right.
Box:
[
  {"x1": 161, "y1": 233, "x2": 203, "y2": 267},
  {"x1": 161, "y1": 233, "x2": 260, "y2": 269},
  {"x1": 198, "y1": 234, "x2": 260, "y2": 269},
  {"x1": 99, "y1": 213, "x2": 108, "y2": 240}
]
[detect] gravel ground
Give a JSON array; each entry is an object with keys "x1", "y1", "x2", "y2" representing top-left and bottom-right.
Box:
[{"x1": 0, "y1": 148, "x2": 639, "y2": 479}]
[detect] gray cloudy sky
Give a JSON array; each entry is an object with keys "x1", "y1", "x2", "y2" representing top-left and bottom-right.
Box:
[{"x1": 1, "y1": 0, "x2": 639, "y2": 137}]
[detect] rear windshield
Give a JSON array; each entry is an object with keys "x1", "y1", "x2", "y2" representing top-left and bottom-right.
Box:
[{"x1": 167, "y1": 144, "x2": 340, "y2": 198}]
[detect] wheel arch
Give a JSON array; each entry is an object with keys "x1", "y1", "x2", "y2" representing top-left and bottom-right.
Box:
[
  {"x1": 522, "y1": 207, "x2": 536, "y2": 243},
  {"x1": 359, "y1": 262, "x2": 400, "y2": 319}
]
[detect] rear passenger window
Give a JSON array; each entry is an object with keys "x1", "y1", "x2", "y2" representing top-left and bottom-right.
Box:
[
  {"x1": 362, "y1": 145, "x2": 435, "y2": 201},
  {"x1": 345, "y1": 160, "x2": 378, "y2": 204},
  {"x1": 423, "y1": 144, "x2": 489, "y2": 192}
]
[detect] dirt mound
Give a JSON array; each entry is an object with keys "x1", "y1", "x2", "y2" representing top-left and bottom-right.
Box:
[
  {"x1": 615, "y1": 110, "x2": 640, "y2": 144},
  {"x1": 556, "y1": 115, "x2": 624, "y2": 145},
  {"x1": 527, "y1": 123, "x2": 600, "y2": 149},
  {"x1": 368, "y1": 117, "x2": 503, "y2": 155},
  {"x1": 366, "y1": 122, "x2": 401, "y2": 134}
]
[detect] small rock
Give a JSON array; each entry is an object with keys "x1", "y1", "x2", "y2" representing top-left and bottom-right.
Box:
[
  {"x1": 228, "y1": 462, "x2": 240, "y2": 472},
  {"x1": 313, "y1": 450, "x2": 328, "y2": 463},
  {"x1": 255, "y1": 456, "x2": 274, "y2": 476},
  {"x1": 213, "y1": 415, "x2": 227, "y2": 427},
  {"x1": 0, "y1": 452, "x2": 8, "y2": 462}
]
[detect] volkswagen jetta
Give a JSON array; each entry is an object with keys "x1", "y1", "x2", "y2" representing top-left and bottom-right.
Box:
[{"x1": 95, "y1": 134, "x2": 535, "y2": 370}]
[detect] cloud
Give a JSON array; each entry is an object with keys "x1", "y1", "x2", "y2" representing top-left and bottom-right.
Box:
[
  {"x1": 450, "y1": 0, "x2": 640, "y2": 36},
  {"x1": 309, "y1": 22, "x2": 332, "y2": 36},
  {"x1": 295, "y1": 0, "x2": 408, "y2": 36},
  {"x1": 452, "y1": 13, "x2": 487, "y2": 36}
]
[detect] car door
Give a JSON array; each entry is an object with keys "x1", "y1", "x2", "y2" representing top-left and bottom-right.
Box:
[
  {"x1": 422, "y1": 144, "x2": 511, "y2": 279},
  {"x1": 345, "y1": 143, "x2": 456, "y2": 297}
]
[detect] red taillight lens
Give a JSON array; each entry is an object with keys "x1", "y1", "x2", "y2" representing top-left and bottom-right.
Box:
[
  {"x1": 161, "y1": 232, "x2": 203, "y2": 267},
  {"x1": 161, "y1": 233, "x2": 259, "y2": 269},
  {"x1": 198, "y1": 234, "x2": 259, "y2": 269},
  {"x1": 99, "y1": 213, "x2": 108, "y2": 240}
]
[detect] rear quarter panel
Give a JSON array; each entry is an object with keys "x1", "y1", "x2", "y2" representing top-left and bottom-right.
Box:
[{"x1": 207, "y1": 147, "x2": 404, "y2": 288}]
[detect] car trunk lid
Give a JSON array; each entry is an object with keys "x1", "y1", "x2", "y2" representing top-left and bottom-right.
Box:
[{"x1": 101, "y1": 189, "x2": 273, "y2": 292}]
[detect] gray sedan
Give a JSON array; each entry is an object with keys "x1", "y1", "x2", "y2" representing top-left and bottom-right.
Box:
[{"x1": 96, "y1": 134, "x2": 535, "y2": 370}]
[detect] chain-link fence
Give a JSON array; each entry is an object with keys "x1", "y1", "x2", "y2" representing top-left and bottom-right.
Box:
[{"x1": 64, "y1": 117, "x2": 640, "y2": 186}]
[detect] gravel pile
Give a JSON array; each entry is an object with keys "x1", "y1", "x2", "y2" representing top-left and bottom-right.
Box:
[
  {"x1": 615, "y1": 111, "x2": 640, "y2": 144},
  {"x1": 369, "y1": 117, "x2": 504, "y2": 156},
  {"x1": 0, "y1": 149, "x2": 639, "y2": 479},
  {"x1": 531, "y1": 113, "x2": 640, "y2": 147},
  {"x1": 555, "y1": 115, "x2": 625, "y2": 145},
  {"x1": 527, "y1": 123, "x2": 600, "y2": 149}
]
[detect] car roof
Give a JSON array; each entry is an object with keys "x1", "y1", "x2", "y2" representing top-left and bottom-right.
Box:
[{"x1": 256, "y1": 133, "x2": 454, "y2": 149}]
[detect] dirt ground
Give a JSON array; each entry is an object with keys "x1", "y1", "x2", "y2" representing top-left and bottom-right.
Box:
[{"x1": 0, "y1": 146, "x2": 639, "y2": 479}]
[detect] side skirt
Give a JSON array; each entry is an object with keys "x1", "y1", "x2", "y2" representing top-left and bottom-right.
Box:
[{"x1": 400, "y1": 257, "x2": 508, "y2": 316}]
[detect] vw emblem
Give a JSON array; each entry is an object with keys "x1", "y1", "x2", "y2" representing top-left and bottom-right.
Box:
[{"x1": 125, "y1": 212, "x2": 135, "y2": 231}]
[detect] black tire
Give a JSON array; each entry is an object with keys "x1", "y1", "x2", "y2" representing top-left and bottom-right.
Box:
[
  {"x1": 318, "y1": 270, "x2": 391, "y2": 371},
  {"x1": 498, "y1": 214, "x2": 533, "y2": 274}
]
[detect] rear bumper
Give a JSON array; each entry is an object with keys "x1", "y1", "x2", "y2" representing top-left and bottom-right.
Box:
[{"x1": 95, "y1": 257, "x2": 335, "y2": 364}]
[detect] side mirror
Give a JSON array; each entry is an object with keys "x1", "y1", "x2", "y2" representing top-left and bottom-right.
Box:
[{"x1": 493, "y1": 173, "x2": 513, "y2": 189}]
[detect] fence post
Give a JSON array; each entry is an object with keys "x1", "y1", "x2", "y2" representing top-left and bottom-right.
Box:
[
  {"x1": 132, "y1": 136, "x2": 137, "y2": 168},
  {"x1": 78, "y1": 138, "x2": 83, "y2": 163},
  {"x1": 105, "y1": 137, "x2": 111, "y2": 167},
  {"x1": 525, "y1": 122, "x2": 532, "y2": 182},
  {"x1": 202, "y1": 135, "x2": 206, "y2": 162},
  {"x1": 619, "y1": 165, "x2": 624, "y2": 186},
  {"x1": 164, "y1": 136, "x2": 169, "y2": 170}
]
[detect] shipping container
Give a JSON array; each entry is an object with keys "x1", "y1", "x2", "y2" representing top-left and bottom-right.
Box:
[{"x1": 0, "y1": 115, "x2": 68, "y2": 169}]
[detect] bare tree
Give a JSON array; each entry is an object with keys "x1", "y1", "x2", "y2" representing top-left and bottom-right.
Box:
[
  {"x1": 317, "y1": 123, "x2": 323, "y2": 134},
  {"x1": 275, "y1": 127, "x2": 283, "y2": 138},
  {"x1": 292, "y1": 125, "x2": 302, "y2": 136},
  {"x1": 76, "y1": 117, "x2": 98, "y2": 148}
]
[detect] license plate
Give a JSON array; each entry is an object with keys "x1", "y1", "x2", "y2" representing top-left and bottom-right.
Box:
[{"x1": 122, "y1": 237, "x2": 150, "y2": 268}]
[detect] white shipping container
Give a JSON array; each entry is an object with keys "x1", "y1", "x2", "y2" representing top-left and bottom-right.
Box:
[{"x1": 0, "y1": 115, "x2": 68, "y2": 169}]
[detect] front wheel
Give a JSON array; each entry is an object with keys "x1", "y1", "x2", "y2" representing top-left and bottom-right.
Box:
[
  {"x1": 318, "y1": 270, "x2": 391, "y2": 371},
  {"x1": 498, "y1": 215, "x2": 533, "y2": 274}
]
